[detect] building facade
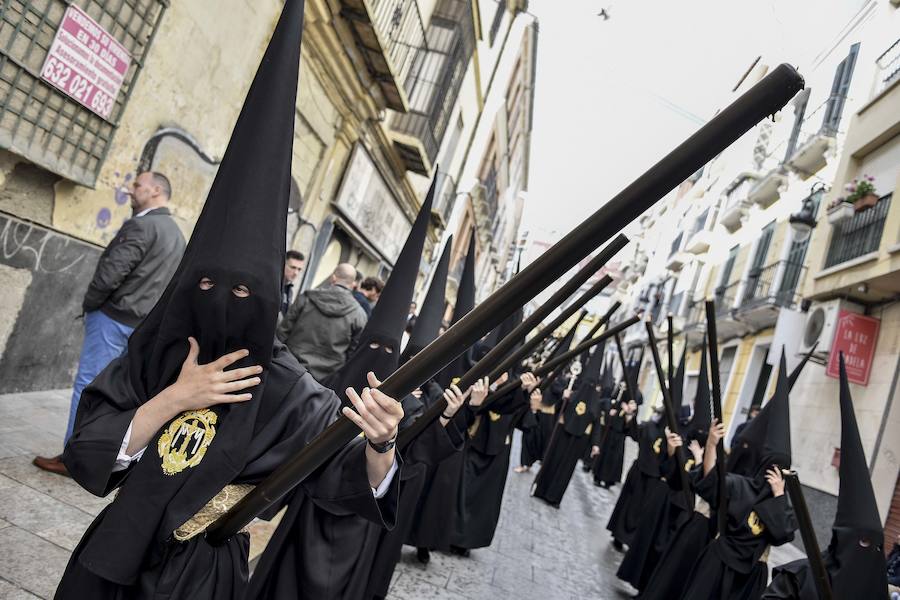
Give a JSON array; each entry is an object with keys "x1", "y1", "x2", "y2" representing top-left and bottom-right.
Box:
[
  {"x1": 0, "y1": 0, "x2": 538, "y2": 393},
  {"x1": 613, "y1": 0, "x2": 900, "y2": 547}
]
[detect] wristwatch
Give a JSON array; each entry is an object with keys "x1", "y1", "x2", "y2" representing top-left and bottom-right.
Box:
[{"x1": 368, "y1": 435, "x2": 397, "y2": 454}]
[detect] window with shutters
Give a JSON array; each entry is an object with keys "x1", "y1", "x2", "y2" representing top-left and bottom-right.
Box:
[
  {"x1": 821, "y1": 43, "x2": 860, "y2": 136},
  {"x1": 0, "y1": 0, "x2": 168, "y2": 187},
  {"x1": 742, "y1": 221, "x2": 776, "y2": 303},
  {"x1": 715, "y1": 245, "x2": 740, "y2": 310}
]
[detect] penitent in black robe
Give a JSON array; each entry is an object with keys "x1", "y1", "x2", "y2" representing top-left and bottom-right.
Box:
[
  {"x1": 591, "y1": 402, "x2": 627, "y2": 487},
  {"x1": 452, "y1": 388, "x2": 526, "y2": 550},
  {"x1": 519, "y1": 377, "x2": 565, "y2": 468},
  {"x1": 406, "y1": 385, "x2": 469, "y2": 552},
  {"x1": 678, "y1": 468, "x2": 797, "y2": 600},
  {"x1": 365, "y1": 386, "x2": 465, "y2": 599},
  {"x1": 56, "y1": 345, "x2": 398, "y2": 600},
  {"x1": 606, "y1": 419, "x2": 665, "y2": 546},
  {"x1": 616, "y1": 455, "x2": 695, "y2": 591},
  {"x1": 639, "y1": 505, "x2": 714, "y2": 600},
  {"x1": 249, "y1": 388, "x2": 459, "y2": 600}
]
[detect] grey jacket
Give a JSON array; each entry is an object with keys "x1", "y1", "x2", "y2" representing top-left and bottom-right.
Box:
[
  {"x1": 82, "y1": 207, "x2": 186, "y2": 327},
  {"x1": 277, "y1": 283, "x2": 367, "y2": 381}
]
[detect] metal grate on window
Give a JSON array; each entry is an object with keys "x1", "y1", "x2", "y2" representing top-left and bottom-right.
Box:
[{"x1": 0, "y1": 0, "x2": 168, "y2": 187}]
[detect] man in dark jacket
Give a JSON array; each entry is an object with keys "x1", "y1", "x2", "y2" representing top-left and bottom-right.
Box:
[
  {"x1": 352, "y1": 276, "x2": 383, "y2": 317},
  {"x1": 34, "y1": 171, "x2": 185, "y2": 477},
  {"x1": 277, "y1": 263, "x2": 367, "y2": 381}
]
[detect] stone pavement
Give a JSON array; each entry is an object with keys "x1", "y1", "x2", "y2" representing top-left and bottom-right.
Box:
[{"x1": 0, "y1": 389, "x2": 804, "y2": 599}]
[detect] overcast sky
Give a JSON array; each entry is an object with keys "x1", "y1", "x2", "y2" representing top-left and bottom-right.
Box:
[{"x1": 520, "y1": 0, "x2": 868, "y2": 244}]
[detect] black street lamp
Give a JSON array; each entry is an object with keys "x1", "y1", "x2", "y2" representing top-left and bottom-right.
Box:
[{"x1": 789, "y1": 182, "x2": 826, "y2": 243}]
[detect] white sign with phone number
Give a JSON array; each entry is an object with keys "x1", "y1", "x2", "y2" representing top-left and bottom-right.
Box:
[{"x1": 40, "y1": 5, "x2": 131, "y2": 120}]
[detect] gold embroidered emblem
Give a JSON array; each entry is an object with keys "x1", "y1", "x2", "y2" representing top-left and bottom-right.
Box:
[
  {"x1": 575, "y1": 401, "x2": 587, "y2": 416},
  {"x1": 685, "y1": 458, "x2": 695, "y2": 472},
  {"x1": 489, "y1": 411, "x2": 502, "y2": 422},
  {"x1": 158, "y1": 409, "x2": 218, "y2": 476},
  {"x1": 653, "y1": 438, "x2": 662, "y2": 454},
  {"x1": 451, "y1": 376, "x2": 461, "y2": 386},
  {"x1": 747, "y1": 510, "x2": 766, "y2": 536}
]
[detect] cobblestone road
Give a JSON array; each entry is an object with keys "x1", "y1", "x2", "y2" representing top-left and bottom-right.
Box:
[{"x1": 0, "y1": 390, "x2": 803, "y2": 599}]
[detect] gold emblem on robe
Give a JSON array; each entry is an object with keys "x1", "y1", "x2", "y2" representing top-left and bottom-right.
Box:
[
  {"x1": 158, "y1": 409, "x2": 218, "y2": 476},
  {"x1": 489, "y1": 411, "x2": 502, "y2": 422},
  {"x1": 685, "y1": 458, "x2": 695, "y2": 471},
  {"x1": 747, "y1": 510, "x2": 766, "y2": 536},
  {"x1": 575, "y1": 401, "x2": 587, "y2": 416},
  {"x1": 653, "y1": 437, "x2": 662, "y2": 454}
]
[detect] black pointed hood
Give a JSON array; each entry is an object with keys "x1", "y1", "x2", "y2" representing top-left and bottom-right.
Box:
[
  {"x1": 325, "y1": 177, "x2": 435, "y2": 395},
  {"x1": 76, "y1": 0, "x2": 305, "y2": 583},
  {"x1": 683, "y1": 338, "x2": 711, "y2": 444},
  {"x1": 825, "y1": 352, "x2": 887, "y2": 598},
  {"x1": 599, "y1": 355, "x2": 616, "y2": 398},
  {"x1": 549, "y1": 320, "x2": 579, "y2": 362},
  {"x1": 437, "y1": 231, "x2": 477, "y2": 387},
  {"x1": 401, "y1": 236, "x2": 453, "y2": 363},
  {"x1": 728, "y1": 351, "x2": 793, "y2": 475},
  {"x1": 788, "y1": 342, "x2": 817, "y2": 391}
]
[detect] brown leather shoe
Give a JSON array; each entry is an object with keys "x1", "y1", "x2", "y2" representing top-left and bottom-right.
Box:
[{"x1": 33, "y1": 454, "x2": 70, "y2": 477}]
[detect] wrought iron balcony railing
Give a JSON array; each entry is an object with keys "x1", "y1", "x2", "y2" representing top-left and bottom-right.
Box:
[
  {"x1": 713, "y1": 280, "x2": 740, "y2": 314},
  {"x1": 825, "y1": 194, "x2": 892, "y2": 268},
  {"x1": 740, "y1": 260, "x2": 806, "y2": 309},
  {"x1": 342, "y1": 0, "x2": 429, "y2": 112}
]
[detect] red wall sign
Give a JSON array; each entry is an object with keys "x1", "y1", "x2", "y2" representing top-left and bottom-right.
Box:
[{"x1": 826, "y1": 310, "x2": 880, "y2": 386}]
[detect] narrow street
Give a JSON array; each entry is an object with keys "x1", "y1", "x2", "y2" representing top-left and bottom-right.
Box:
[{"x1": 0, "y1": 388, "x2": 802, "y2": 600}]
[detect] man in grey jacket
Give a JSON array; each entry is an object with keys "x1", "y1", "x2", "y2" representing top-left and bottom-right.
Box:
[
  {"x1": 34, "y1": 171, "x2": 186, "y2": 476},
  {"x1": 277, "y1": 263, "x2": 367, "y2": 381}
]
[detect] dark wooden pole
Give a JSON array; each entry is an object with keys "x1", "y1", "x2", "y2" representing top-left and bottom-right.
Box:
[
  {"x1": 704, "y1": 300, "x2": 728, "y2": 537},
  {"x1": 206, "y1": 64, "x2": 804, "y2": 544},
  {"x1": 784, "y1": 472, "x2": 834, "y2": 600},
  {"x1": 644, "y1": 320, "x2": 694, "y2": 510}
]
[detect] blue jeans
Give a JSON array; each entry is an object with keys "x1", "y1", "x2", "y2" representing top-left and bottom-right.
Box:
[{"x1": 65, "y1": 311, "x2": 134, "y2": 445}]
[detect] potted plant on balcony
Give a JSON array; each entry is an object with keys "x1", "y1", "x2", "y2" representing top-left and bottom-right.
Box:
[
  {"x1": 826, "y1": 196, "x2": 855, "y2": 224},
  {"x1": 845, "y1": 175, "x2": 879, "y2": 212}
]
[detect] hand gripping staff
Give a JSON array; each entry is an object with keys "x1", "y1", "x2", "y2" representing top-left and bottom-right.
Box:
[{"x1": 205, "y1": 64, "x2": 804, "y2": 544}]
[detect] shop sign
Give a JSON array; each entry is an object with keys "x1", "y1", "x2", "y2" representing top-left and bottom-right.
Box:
[{"x1": 826, "y1": 310, "x2": 880, "y2": 386}]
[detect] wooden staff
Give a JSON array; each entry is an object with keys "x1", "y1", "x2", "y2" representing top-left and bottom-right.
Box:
[
  {"x1": 206, "y1": 64, "x2": 804, "y2": 544},
  {"x1": 644, "y1": 320, "x2": 693, "y2": 510},
  {"x1": 784, "y1": 471, "x2": 834, "y2": 600},
  {"x1": 704, "y1": 300, "x2": 728, "y2": 536}
]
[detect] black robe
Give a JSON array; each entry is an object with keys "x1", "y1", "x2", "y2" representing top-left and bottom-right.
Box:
[
  {"x1": 616, "y1": 456, "x2": 694, "y2": 591},
  {"x1": 519, "y1": 377, "x2": 565, "y2": 467},
  {"x1": 591, "y1": 406, "x2": 627, "y2": 486},
  {"x1": 406, "y1": 385, "x2": 469, "y2": 552},
  {"x1": 365, "y1": 388, "x2": 464, "y2": 598},
  {"x1": 55, "y1": 346, "x2": 398, "y2": 600},
  {"x1": 451, "y1": 391, "x2": 525, "y2": 549},
  {"x1": 606, "y1": 419, "x2": 665, "y2": 545},
  {"x1": 248, "y1": 388, "x2": 459, "y2": 600},
  {"x1": 678, "y1": 468, "x2": 797, "y2": 600},
  {"x1": 639, "y1": 507, "x2": 715, "y2": 600}
]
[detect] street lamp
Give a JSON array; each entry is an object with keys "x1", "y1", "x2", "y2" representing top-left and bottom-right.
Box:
[{"x1": 789, "y1": 183, "x2": 825, "y2": 243}]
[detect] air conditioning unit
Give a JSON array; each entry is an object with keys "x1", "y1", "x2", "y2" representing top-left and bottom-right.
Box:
[{"x1": 799, "y1": 299, "x2": 863, "y2": 357}]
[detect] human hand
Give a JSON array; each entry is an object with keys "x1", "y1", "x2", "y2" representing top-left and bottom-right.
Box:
[
  {"x1": 766, "y1": 466, "x2": 785, "y2": 497},
  {"x1": 441, "y1": 384, "x2": 469, "y2": 420},
  {"x1": 520, "y1": 372, "x2": 538, "y2": 392},
  {"x1": 341, "y1": 372, "x2": 404, "y2": 444},
  {"x1": 529, "y1": 389, "x2": 543, "y2": 411},
  {"x1": 563, "y1": 389, "x2": 572, "y2": 400},
  {"x1": 491, "y1": 372, "x2": 509, "y2": 391},
  {"x1": 707, "y1": 419, "x2": 726, "y2": 449},
  {"x1": 591, "y1": 445, "x2": 600, "y2": 458},
  {"x1": 411, "y1": 388, "x2": 423, "y2": 399},
  {"x1": 688, "y1": 439, "x2": 704, "y2": 464},
  {"x1": 470, "y1": 376, "x2": 490, "y2": 407},
  {"x1": 665, "y1": 427, "x2": 683, "y2": 456},
  {"x1": 168, "y1": 337, "x2": 262, "y2": 411}
]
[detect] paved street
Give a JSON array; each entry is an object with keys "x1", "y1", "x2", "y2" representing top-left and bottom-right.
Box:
[{"x1": 0, "y1": 389, "x2": 803, "y2": 599}]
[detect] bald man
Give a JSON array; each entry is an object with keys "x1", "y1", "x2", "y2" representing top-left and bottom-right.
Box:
[{"x1": 277, "y1": 263, "x2": 368, "y2": 381}]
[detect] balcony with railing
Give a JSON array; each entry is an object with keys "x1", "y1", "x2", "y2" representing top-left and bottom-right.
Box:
[
  {"x1": 736, "y1": 260, "x2": 806, "y2": 331},
  {"x1": 874, "y1": 37, "x2": 900, "y2": 98},
  {"x1": 720, "y1": 175, "x2": 756, "y2": 232},
  {"x1": 389, "y1": 0, "x2": 475, "y2": 174},
  {"x1": 342, "y1": 0, "x2": 429, "y2": 111},
  {"x1": 786, "y1": 98, "x2": 838, "y2": 179},
  {"x1": 710, "y1": 279, "x2": 746, "y2": 340},
  {"x1": 824, "y1": 194, "x2": 892, "y2": 268},
  {"x1": 666, "y1": 231, "x2": 688, "y2": 271},
  {"x1": 432, "y1": 171, "x2": 457, "y2": 227}
]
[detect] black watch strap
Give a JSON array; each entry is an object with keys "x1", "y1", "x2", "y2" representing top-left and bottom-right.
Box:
[{"x1": 367, "y1": 435, "x2": 397, "y2": 454}]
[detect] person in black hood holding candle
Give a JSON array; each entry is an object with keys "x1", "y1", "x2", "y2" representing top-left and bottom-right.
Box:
[{"x1": 55, "y1": 3, "x2": 403, "y2": 598}]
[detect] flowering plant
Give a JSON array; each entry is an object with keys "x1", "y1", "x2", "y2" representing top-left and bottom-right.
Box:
[
  {"x1": 827, "y1": 196, "x2": 853, "y2": 211},
  {"x1": 844, "y1": 175, "x2": 877, "y2": 203}
]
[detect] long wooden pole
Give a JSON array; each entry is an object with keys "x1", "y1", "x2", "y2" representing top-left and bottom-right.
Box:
[
  {"x1": 704, "y1": 300, "x2": 728, "y2": 537},
  {"x1": 784, "y1": 472, "x2": 834, "y2": 600},
  {"x1": 206, "y1": 64, "x2": 804, "y2": 544}
]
